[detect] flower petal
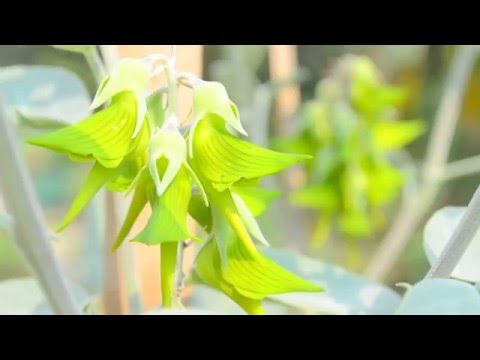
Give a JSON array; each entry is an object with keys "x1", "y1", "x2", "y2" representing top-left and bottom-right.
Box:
[
  {"x1": 29, "y1": 92, "x2": 138, "y2": 168},
  {"x1": 190, "y1": 114, "x2": 311, "y2": 191},
  {"x1": 57, "y1": 163, "x2": 118, "y2": 232},
  {"x1": 132, "y1": 163, "x2": 191, "y2": 245}
]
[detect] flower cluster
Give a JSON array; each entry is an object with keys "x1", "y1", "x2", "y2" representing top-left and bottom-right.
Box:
[{"x1": 29, "y1": 57, "x2": 322, "y2": 314}]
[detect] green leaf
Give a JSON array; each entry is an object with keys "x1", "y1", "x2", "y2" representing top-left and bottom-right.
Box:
[
  {"x1": 28, "y1": 91, "x2": 139, "y2": 168},
  {"x1": 231, "y1": 185, "x2": 281, "y2": 217},
  {"x1": 51, "y1": 45, "x2": 95, "y2": 54},
  {"x1": 264, "y1": 247, "x2": 401, "y2": 314},
  {"x1": 0, "y1": 65, "x2": 91, "y2": 123},
  {"x1": 15, "y1": 110, "x2": 69, "y2": 131},
  {"x1": 57, "y1": 163, "x2": 118, "y2": 232},
  {"x1": 194, "y1": 237, "x2": 322, "y2": 314},
  {"x1": 339, "y1": 210, "x2": 374, "y2": 238},
  {"x1": 372, "y1": 120, "x2": 425, "y2": 150},
  {"x1": 396, "y1": 279, "x2": 480, "y2": 315},
  {"x1": 365, "y1": 162, "x2": 404, "y2": 206},
  {"x1": 133, "y1": 164, "x2": 191, "y2": 246},
  {"x1": 190, "y1": 114, "x2": 311, "y2": 192},
  {"x1": 424, "y1": 207, "x2": 480, "y2": 283}
]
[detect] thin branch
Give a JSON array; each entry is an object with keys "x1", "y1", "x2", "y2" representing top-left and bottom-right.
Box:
[
  {"x1": 364, "y1": 45, "x2": 480, "y2": 282},
  {"x1": 426, "y1": 185, "x2": 480, "y2": 278},
  {"x1": 441, "y1": 155, "x2": 480, "y2": 181},
  {"x1": 0, "y1": 100, "x2": 81, "y2": 315}
]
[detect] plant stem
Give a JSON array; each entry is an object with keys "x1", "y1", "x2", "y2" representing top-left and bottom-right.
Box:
[
  {"x1": 0, "y1": 100, "x2": 81, "y2": 315},
  {"x1": 364, "y1": 45, "x2": 480, "y2": 282},
  {"x1": 160, "y1": 242, "x2": 178, "y2": 308},
  {"x1": 441, "y1": 155, "x2": 480, "y2": 181},
  {"x1": 426, "y1": 185, "x2": 480, "y2": 279}
]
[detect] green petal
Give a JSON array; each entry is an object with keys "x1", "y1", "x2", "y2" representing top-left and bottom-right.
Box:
[
  {"x1": 231, "y1": 192, "x2": 269, "y2": 247},
  {"x1": 194, "y1": 237, "x2": 322, "y2": 313},
  {"x1": 28, "y1": 92, "x2": 138, "y2": 168},
  {"x1": 112, "y1": 186, "x2": 148, "y2": 251},
  {"x1": 133, "y1": 163, "x2": 191, "y2": 245},
  {"x1": 193, "y1": 81, "x2": 247, "y2": 136},
  {"x1": 188, "y1": 193, "x2": 212, "y2": 232},
  {"x1": 190, "y1": 114, "x2": 311, "y2": 191},
  {"x1": 90, "y1": 58, "x2": 150, "y2": 137},
  {"x1": 193, "y1": 237, "x2": 265, "y2": 314},
  {"x1": 231, "y1": 185, "x2": 281, "y2": 217},
  {"x1": 57, "y1": 163, "x2": 117, "y2": 232}
]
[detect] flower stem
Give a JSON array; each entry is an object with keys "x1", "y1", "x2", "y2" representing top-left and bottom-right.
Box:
[
  {"x1": 160, "y1": 242, "x2": 178, "y2": 308},
  {"x1": 0, "y1": 100, "x2": 81, "y2": 315}
]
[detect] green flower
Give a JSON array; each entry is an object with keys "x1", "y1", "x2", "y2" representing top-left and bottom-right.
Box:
[
  {"x1": 28, "y1": 58, "x2": 152, "y2": 231},
  {"x1": 188, "y1": 113, "x2": 311, "y2": 262},
  {"x1": 193, "y1": 235, "x2": 323, "y2": 315}
]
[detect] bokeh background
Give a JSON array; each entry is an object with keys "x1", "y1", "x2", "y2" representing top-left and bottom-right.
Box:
[{"x1": 1, "y1": 45, "x2": 479, "y2": 314}]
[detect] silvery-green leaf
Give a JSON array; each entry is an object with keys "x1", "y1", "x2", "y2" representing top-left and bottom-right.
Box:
[
  {"x1": 396, "y1": 279, "x2": 480, "y2": 315},
  {"x1": 424, "y1": 207, "x2": 480, "y2": 283},
  {"x1": 264, "y1": 247, "x2": 401, "y2": 315},
  {"x1": 0, "y1": 65, "x2": 90, "y2": 123}
]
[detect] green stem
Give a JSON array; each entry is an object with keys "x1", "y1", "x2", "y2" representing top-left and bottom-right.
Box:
[{"x1": 161, "y1": 242, "x2": 178, "y2": 308}]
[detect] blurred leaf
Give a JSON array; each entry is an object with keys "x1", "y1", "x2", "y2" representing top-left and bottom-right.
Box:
[
  {"x1": 424, "y1": 207, "x2": 480, "y2": 283},
  {"x1": 15, "y1": 109, "x2": 69, "y2": 131},
  {"x1": 291, "y1": 183, "x2": 338, "y2": 210},
  {"x1": 147, "y1": 90, "x2": 165, "y2": 127},
  {"x1": 51, "y1": 45, "x2": 95, "y2": 54},
  {"x1": 396, "y1": 279, "x2": 480, "y2": 315},
  {"x1": 0, "y1": 65, "x2": 91, "y2": 123},
  {"x1": 0, "y1": 277, "x2": 89, "y2": 315},
  {"x1": 263, "y1": 248, "x2": 401, "y2": 314},
  {"x1": 0, "y1": 213, "x2": 13, "y2": 235},
  {"x1": 372, "y1": 120, "x2": 425, "y2": 150}
]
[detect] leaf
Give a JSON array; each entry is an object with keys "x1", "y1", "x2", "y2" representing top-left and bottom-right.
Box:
[
  {"x1": 0, "y1": 277, "x2": 89, "y2": 315},
  {"x1": 194, "y1": 237, "x2": 322, "y2": 314},
  {"x1": 0, "y1": 65, "x2": 91, "y2": 123},
  {"x1": 424, "y1": 207, "x2": 480, "y2": 283},
  {"x1": 395, "y1": 279, "x2": 480, "y2": 315},
  {"x1": 190, "y1": 114, "x2": 311, "y2": 192},
  {"x1": 372, "y1": 120, "x2": 425, "y2": 150},
  {"x1": 15, "y1": 110, "x2": 69, "y2": 131},
  {"x1": 28, "y1": 91, "x2": 138, "y2": 168},
  {"x1": 133, "y1": 164, "x2": 191, "y2": 246},
  {"x1": 0, "y1": 213, "x2": 13, "y2": 235},
  {"x1": 264, "y1": 247, "x2": 402, "y2": 315},
  {"x1": 51, "y1": 45, "x2": 95, "y2": 54}
]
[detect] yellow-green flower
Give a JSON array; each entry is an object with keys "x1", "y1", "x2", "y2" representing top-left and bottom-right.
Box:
[{"x1": 27, "y1": 58, "x2": 152, "y2": 231}]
